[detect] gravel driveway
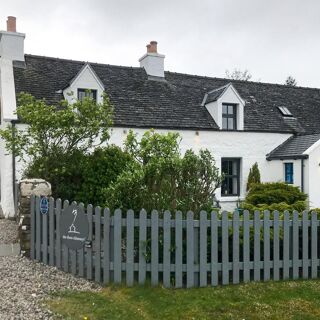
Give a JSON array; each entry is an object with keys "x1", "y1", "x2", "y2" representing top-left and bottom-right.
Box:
[{"x1": 0, "y1": 219, "x2": 101, "y2": 319}]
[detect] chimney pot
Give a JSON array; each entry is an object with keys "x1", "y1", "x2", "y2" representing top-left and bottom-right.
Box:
[
  {"x1": 149, "y1": 41, "x2": 157, "y2": 53},
  {"x1": 7, "y1": 16, "x2": 16, "y2": 32},
  {"x1": 146, "y1": 44, "x2": 151, "y2": 53}
]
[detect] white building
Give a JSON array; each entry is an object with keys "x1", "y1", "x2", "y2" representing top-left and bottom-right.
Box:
[{"x1": 1, "y1": 17, "x2": 320, "y2": 218}]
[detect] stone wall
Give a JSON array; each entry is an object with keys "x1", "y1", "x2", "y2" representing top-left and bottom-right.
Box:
[{"x1": 18, "y1": 179, "x2": 51, "y2": 257}]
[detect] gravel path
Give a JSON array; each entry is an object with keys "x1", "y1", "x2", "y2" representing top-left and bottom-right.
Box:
[
  {"x1": 0, "y1": 218, "x2": 101, "y2": 319},
  {"x1": 0, "y1": 256, "x2": 101, "y2": 319},
  {"x1": 0, "y1": 219, "x2": 19, "y2": 244}
]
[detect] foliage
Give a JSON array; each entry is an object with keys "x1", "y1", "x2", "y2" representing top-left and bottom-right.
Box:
[
  {"x1": 105, "y1": 130, "x2": 222, "y2": 215},
  {"x1": 246, "y1": 162, "x2": 261, "y2": 191},
  {"x1": 24, "y1": 149, "x2": 87, "y2": 201},
  {"x1": 241, "y1": 182, "x2": 307, "y2": 212},
  {"x1": 0, "y1": 92, "x2": 113, "y2": 200},
  {"x1": 75, "y1": 146, "x2": 134, "y2": 205},
  {"x1": 0, "y1": 92, "x2": 113, "y2": 159},
  {"x1": 285, "y1": 76, "x2": 297, "y2": 86},
  {"x1": 225, "y1": 68, "x2": 252, "y2": 81},
  {"x1": 48, "y1": 280, "x2": 320, "y2": 319}
]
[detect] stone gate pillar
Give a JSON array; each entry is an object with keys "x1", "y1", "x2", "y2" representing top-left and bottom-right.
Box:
[{"x1": 18, "y1": 179, "x2": 51, "y2": 257}]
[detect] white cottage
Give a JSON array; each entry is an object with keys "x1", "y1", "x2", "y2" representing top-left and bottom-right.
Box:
[{"x1": 1, "y1": 17, "x2": 320, "y2": 218}]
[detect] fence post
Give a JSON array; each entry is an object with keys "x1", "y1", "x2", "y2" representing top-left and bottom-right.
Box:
[{"x1": 19, "y1": 179, "x2": 51, "y2": 257}]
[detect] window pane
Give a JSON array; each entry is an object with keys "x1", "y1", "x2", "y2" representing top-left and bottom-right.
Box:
[
  {"x1": 222, "y1": 117, "x2": 228, "y2": 129},
  {"x1": 285, "y1": 163, "x2": 294, "y2": 184},
  {"x1": 228, "y1": 105, "x2": 234, "y2": 114},
  {"x1": 222, "y1": 105, "x2": 228, "y2": 114},
  {"x1": 232, "y1": 177, "x2": 238, "y2": 195},
  {"x1": 228, "y1": 118, "x2": 234, "y2": 130},
  {"x1": 222, "y1": 160, "x2": 229, "y2": 174}
]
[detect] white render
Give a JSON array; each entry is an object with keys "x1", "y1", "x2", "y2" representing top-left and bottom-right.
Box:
[
  {"x1": 0, "y1": 28, "x2": 25, "y2": 218},
  {"x1": 139, "y1": 52, "x2": 165, "y2": 78}
]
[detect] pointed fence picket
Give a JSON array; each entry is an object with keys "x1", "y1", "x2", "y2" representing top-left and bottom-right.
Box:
[{"x1": 30, "y1": 195, "x2": 320, "y2": 288}]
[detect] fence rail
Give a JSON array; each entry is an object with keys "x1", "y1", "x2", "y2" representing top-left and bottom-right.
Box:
[{"x1": 30, "y1": 196, "x2": 320, "y2": 288}]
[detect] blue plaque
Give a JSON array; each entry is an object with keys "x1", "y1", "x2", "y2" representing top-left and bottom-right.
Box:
[{"x1": 40, "y1": 197, "x2": 49, "y2": 215}]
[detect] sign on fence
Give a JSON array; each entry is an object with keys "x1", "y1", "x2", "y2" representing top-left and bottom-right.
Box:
[
  {"x1": 40, "y1": 197, "x2": 49, "y2": 215},
  {"x1": 60, "y1": 204, "x2": 89, "y2": 250}
]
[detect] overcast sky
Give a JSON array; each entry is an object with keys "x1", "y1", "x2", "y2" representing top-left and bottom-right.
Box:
[{"x1": 2, "y1": 0, "x2": 320, "y2": 87}]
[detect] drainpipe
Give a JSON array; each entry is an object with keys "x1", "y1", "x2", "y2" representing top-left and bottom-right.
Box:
[
  {"x1": 11, "y1": 120, "x2": 17, "y2": 214},
  {"x1": 301, "y1": 158, "x2": 304, "y2": 193}
]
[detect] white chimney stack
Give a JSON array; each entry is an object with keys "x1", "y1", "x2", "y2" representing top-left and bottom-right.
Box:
[
  {"x1": 0, "y1": 16, "x2": 25, "y2": 62},
  {"x1": 139, "y1": 41, "x2": 165, "y2": 79}
]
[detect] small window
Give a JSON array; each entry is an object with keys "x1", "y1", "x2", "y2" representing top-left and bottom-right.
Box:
[
  {"x1": 221, "y1": 158, "x2": 240, "y2": 196},
  {"x1": 278, "y1": 106, "x2": 293, "y2": 117},
  {"x1": 77, "y1": 88, "x2": 97, "y2": 101},
  {"x1": 222, "y1": 104, "x2": 237, "y2": 130},
  {"x1": 285, "y1": 163, "x2": 294, "y2": 184}
]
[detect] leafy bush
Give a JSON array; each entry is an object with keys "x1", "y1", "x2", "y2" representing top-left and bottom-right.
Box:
[
  {"x1": 24, "y1": 149, "x2": 87, "y2": 201},
  {"x1": 105, "y1": 130, "x2": 222, "y2": 215},
  {"x1": 75, "y1": 146, "x2": 133, "y2": 206},
  {"x1": 241, "y1": 182, "x2": 307, "y2": 212}
]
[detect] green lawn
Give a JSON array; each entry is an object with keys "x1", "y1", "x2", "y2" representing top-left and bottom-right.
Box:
[{"x1": 47, "y1": 280, "x2": 320, "y2": 319}]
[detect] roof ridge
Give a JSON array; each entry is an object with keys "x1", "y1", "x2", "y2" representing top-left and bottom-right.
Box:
[
  {"x1": 165, "y1": 71, "x2": 320, "y2": 92},
  {"x1": 24, "y1": 54, "x2": 320, "y2": 91},
  {"x1": 24, "y1": 54, "x2": 142, "y2": 70}
]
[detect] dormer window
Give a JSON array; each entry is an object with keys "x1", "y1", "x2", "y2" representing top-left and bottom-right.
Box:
[
  {"x1": 278, "y1": 106, "x2": 293, "y2": 117},
  {"x1": 202, "y1": 83, "x2": 245, "y2": 131},
  {"x1": 77, "y1": 88, "x2": 97, "y2": 101},
  {"x1": 222, "y1": 104, "x2": 237, "y2": 130}
]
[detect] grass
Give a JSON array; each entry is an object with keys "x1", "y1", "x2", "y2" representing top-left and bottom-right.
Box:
[{"x1": 47, "y1": 279, "x2": 320, "y2": 319}]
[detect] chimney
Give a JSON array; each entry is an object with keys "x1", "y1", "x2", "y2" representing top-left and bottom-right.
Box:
[
  {"x1": 0, "y1": 16, "x2": 25, "y2": 62},
  {"x1": 7, "y1": 16, "x2": 16, "y2": 32},
  {"x1": 139, "y1": 40, "x2": 165, "y2": 79}
]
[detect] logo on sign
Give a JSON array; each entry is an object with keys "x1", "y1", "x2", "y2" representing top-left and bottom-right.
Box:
[
  {"x1": 40, "y1": 197, "x2": 49, "y2": 215},
  {"x1": 60, "y1": 204, "x2": 89, "y2": 250}
]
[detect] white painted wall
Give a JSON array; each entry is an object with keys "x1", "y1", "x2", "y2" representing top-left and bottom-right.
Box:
[
  {"x1": 0, "y1": 30, "x2": 25, "y2": 218},
  {"x1": 306, "y1": 145, "x2": 320, "y2": 208}
]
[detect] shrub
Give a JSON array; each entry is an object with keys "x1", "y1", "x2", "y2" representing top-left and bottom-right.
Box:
[
  {"x1": 241, "y1": 182, "x2": 307, "y2": 212},
  {"x1": 105, "y1": 130, "x2": 222, "y2": 215},
  {"x1": 246, "y1": 162, "x2": 261, "y2": 191},
  {"x1": 24, "y1": 149, "x2": 87, "y2": 201},
  {"x1": 75, "y1": 146, "x2": 134, "y2": 206}
]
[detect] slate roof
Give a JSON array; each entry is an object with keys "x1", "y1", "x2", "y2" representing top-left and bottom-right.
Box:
[
  {"x1": 13, "y1": 54, "x2": 320, "y2": 133},
  {"x1": 203, "y1": 84, "x2": 229, "y2": 104},
  {"x1": 267, "y1": 133, "x2": 320, "y2": 160}
]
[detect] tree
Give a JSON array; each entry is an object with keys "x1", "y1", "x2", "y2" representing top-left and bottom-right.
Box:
[
  {"x1": 105, "y1": 130, "x2": 223, "y2": 215},
  {"x1": 285, "y1": 76, "x2": 297, "y2": 86},
  {"x1": 0, "y1": 92, "x2": 113, "y2": 198},
  {"x1": 246, "y1": 162, "x2": 261, "y2": 191},
  {"x1": 225, "y1": 68, "x2": 252, "y2": 81}
]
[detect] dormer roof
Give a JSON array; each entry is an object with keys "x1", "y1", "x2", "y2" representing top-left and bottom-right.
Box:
[{"x1": 202, "y1": 83, "x2": 245, "y2": 106}]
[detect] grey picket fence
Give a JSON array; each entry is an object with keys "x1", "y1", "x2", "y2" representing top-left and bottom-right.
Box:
[{"x1": 30, "y1": 195, "x2": 320, "y2": 288}]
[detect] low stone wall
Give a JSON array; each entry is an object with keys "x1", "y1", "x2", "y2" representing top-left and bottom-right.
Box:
[{"x1": 18, "y1": 179, "x2": 51, "y2": 257}]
